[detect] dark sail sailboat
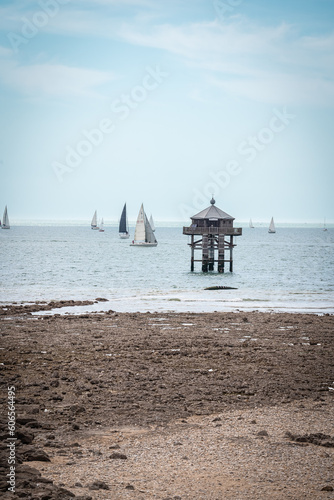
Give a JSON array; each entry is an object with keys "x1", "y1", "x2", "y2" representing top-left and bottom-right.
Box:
[{"x1": 119, "y1": 203, "x2": 130, "y2": 239}]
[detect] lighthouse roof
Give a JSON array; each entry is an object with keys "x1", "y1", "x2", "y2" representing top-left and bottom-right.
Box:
[{"x1": 191, "y1": 201, "x2": 234, "y2": 220}]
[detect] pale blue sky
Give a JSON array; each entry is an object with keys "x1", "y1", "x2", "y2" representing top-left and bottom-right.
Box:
[{"x1": 0, "y1": 0, "x2": 333, "y2": 222}]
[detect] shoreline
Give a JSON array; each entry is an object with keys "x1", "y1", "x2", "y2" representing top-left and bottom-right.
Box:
[
  {"x1": 1, "y1": 306, "x2": 333, "y2": 498},
  {"x1": 1, "y1": 298, "x2": 333, "y2": 316}
]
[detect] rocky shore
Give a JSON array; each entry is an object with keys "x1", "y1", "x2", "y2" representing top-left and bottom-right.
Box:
[{"x1": 1, "y1": 303, "x2": 333, "y2": 499}]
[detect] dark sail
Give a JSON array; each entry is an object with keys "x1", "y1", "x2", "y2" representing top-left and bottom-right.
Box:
[{"x1": 119, "y1": 203, "x2": 128, "y2": 233}]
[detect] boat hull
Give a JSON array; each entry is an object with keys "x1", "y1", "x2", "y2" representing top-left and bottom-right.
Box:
[
  {"x1": 268, "y1": 230, "x2": 276, "y2": 233},
  {"x1": 130, "y1": 242, "x2": 158, "y2": 247},
  {"x1": 119, "y1": 233, "x2": 130, "y2": 239},
  {"x1": 1, "y1": 226, "x2": 10, "y2": 229}
]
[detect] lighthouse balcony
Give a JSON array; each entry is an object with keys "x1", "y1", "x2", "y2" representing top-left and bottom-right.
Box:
[{"x1": 183, "y1": 226, "x2": 242, "y2": 236}]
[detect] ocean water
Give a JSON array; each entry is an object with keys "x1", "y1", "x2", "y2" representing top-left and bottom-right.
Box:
[{"x1": 0, "y1": 224, "x2": 333, "y2": 314}]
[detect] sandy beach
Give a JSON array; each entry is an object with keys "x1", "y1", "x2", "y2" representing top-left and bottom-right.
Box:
[{"x1": 1, "y1": 303, "x2": 333, "y2": 499}]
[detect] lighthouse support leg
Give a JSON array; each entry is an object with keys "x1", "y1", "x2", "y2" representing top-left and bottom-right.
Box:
[
  {"x1": 218, "y1": 234, "x2": 225, "y2": 273},
  {"x1": 229, "y1": 236, "x2": 233, "y2": 273},
  {"x1": 202, "y1": 234, "x2": 208, "y2": 272}
]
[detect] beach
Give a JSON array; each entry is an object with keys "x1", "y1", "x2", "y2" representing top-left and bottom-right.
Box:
[{"x1": 1, "y1": 303, "x2": 333, "y2": 499}]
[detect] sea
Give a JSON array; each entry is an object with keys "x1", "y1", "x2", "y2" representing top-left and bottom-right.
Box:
[{"x1": 1, "y1": 222, "x2": 333, "y2": 314}]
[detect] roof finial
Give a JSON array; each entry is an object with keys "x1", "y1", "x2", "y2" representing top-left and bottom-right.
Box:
[{"x1": 210, "y1": 195, "x2": 215, "y2": 205}]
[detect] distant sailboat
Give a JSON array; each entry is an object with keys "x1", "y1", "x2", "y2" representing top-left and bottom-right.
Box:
[
  {"x1": 323, "y1": 218, "x2": 328, "y2": 232},
  {"x1": 249, "y1": 218, "x2": 254, "y2": 228},
  {"x1": 99, "y1": 218, "x2": 105, "y2": 232},
  {"x1": 268, "y1": 217, "x2": 276, "y2": 233},
  {"x1": 91, "y1": 210, "x2": 99, "y2": 230},
  {"x1": 149, "y1": 214, "x2": 155, "y2": 232},
  {"x1": 130, "y1": 204, "x2": 157, "y2": 247},
  {"x1": 119, "y1": 203, "x2": 130, "y2": 239},
  {"x1": 2, "y1": 205, "x2": 10, "y2": 229}
]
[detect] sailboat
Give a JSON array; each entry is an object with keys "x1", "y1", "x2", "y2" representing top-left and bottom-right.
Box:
[
  {"x1": 2, "y1": 205, "x2": 10, "y2": 229},
  {"x1": 268, "y1": 217, "x2": 276, "y2": 233},
  {"x1": 91, "y1": 210, "x2": 99, "y2": 230},
  {"x1": 323, "y1": 218, "x2": 328, "y2": 232},
  {"x1": 119, "y1": 203, "x2": 130, "y2": 239},
  {"x1": 130, "y1": 204, "x2": 157, "y2": 247},
  {"x1": 249, "y1": 218, "x2": 254, "y2": 228},
  {"x1": 99, "y1": 218, "x2": 105, "y2": 232},
  {"x1": 149, "y1": 214, "x2": 155, "y2": 232}
]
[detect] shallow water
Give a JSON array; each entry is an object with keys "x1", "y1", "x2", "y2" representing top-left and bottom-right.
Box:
[{"x1": 1, "y1": 225, "x2": 333, "y2": 313}]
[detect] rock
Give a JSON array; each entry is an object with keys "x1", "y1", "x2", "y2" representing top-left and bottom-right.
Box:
[
  {"x1": 16, "y1": 429, "x2": 34, "y2": 444},
  {"x1": 110, "y1": 452, "x2": 127, "y2": 459},
  {"x1": 257, "y1": 430, "x2": 269, "y2": 437},
  {"x1": 21, "y1": 447, "x2": 51, "y2": 462},
  {"x1": 109, "y1": 444, "x2": 121, "y2": 449},
  {"x1": 125, "y1": 484, "x2": 135, "y2": 490},
  {"x1": 321, "y1": 486, "x2": 333, "y2": 491},
  {"x1": 88, "y1": 480, "x2": 110, "y2": 490},
  {"x1": 285, "y1": 432, "x2": 334, "y2": 447}
]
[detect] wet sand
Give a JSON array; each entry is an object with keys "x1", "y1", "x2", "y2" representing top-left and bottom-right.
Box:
[{"x1": 1, "y1": 304, "x2": 333, "y2": 499}]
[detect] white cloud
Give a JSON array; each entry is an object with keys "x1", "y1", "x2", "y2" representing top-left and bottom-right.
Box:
[
  {"x1": 118, "y1": 19, "x2": 334, "y2": 105},
  {"x1": 0, "y1": 59, "x2": 115, "y2": 98}
]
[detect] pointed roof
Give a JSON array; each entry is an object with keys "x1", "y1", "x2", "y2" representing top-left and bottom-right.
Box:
[{"x1": 191, "y1": 198, "x2": 234, "y2": 220}]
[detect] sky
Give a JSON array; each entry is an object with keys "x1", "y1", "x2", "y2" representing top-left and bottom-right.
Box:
[{"x1": 0, "y1": 0, "x2": 333, "y2": 223}]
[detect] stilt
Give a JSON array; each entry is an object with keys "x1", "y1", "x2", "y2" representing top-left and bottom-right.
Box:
[
  {"x1": 229, "y1": 236, "x2": 233, "y2": 273},
  {"x1": 208, "y1": 236, "x2": 215, "y2": 271},
  {"x1": 191, "y1": 235, "x2": 194, "y2": 271},
  {"x1": 202, "y1": 234, "x2": 208, "y2": 272},
  {"x1": 218, "y1": 234, "x2": 225, "y2": 273}
]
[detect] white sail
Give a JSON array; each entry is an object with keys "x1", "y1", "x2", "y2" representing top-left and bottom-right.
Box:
[
  {"x1": 91, "y1": 210, "x2": 98, "y2": 229},
  {"x1": 133, "y1": 204, "x2": 146, "y2": 242},
  {"x1": 2, "y1": 205, "x2": 10, "y2": 229},
  {"x1": 149, "y1": 214, "x2": 155, "y2": 232},
  {"x1": 99, "y1": 218, "x2": 104, "y2": 232},
  {"x1": 249, "y1": 218, "x2": 254, "y2": 228},
  {"x1": 145, "y1": 215, "x2": 157, "y2": 244},
  {"x1": 268, "y1": 217, "x2": 276, "y2": 233},
  {"x1": 131, "y1": 204, "x2": 157, "y2": 246}
]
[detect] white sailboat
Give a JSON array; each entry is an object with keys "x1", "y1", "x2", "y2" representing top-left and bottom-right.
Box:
[
  {"x1": 91, "y1": 210, "x2": 99, "y2": 230},
  {"x1": 99, "y1": 218, "x2": 105, "y2": 232},
  {"x1": 2, "y1": 205, "x2": 10, "y2": 229},
  {"x1": 119, "y1": 203, "x2": 130, "y2": 239},
  {"x1": 130, "y1": 204, "x2": 157, "y2": 247},
  {"x1": 249, "y1": 218, "x2": 254, "y2": 228},
  {"x1": 149, "y1": 214, "x2": 156, "y2": 232},
  {"x1": 323, "y1": 218, "x2": 328, "y2": 231},
  {"x1": 268, "y1": 217, "x2": 276, "y2": 233}
]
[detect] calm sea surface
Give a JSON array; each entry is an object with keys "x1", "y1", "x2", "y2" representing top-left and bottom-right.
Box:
[{"x1": 1, "y1": 224, "x2": 333, "y2": 313}]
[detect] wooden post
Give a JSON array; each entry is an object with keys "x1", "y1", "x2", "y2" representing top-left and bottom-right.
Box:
[
  {"x1": 191, "y1": 234, "x2": 194, "y2": 271},
  {"x1": 208, "y1": 236, "x2": 214, "y2": 271},
  {"x1": 218, "y1": 234, "x2": 225, "y2": 273},
  {"x1": 202, "y1": 234, "x2": 208, "y2": 272},
  {"x1": 229, "y1": 236, "x2": 233, "y2": 272}
]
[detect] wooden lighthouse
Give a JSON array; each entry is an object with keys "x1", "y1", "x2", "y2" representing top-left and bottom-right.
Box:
[{"x1": 183, "y1": 198, "x2": 242, "y2": 272}]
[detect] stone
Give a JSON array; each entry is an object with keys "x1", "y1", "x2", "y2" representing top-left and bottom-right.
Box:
[
  {"x1": 88, "y1": 480, "x2": 110, "y2": 490},
  {"x1": 321, "y1": 486, "x2": 333, "y2": 491},
  {"x1": 110, "y1": 452, "x2": 127, "y2": 459}
]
